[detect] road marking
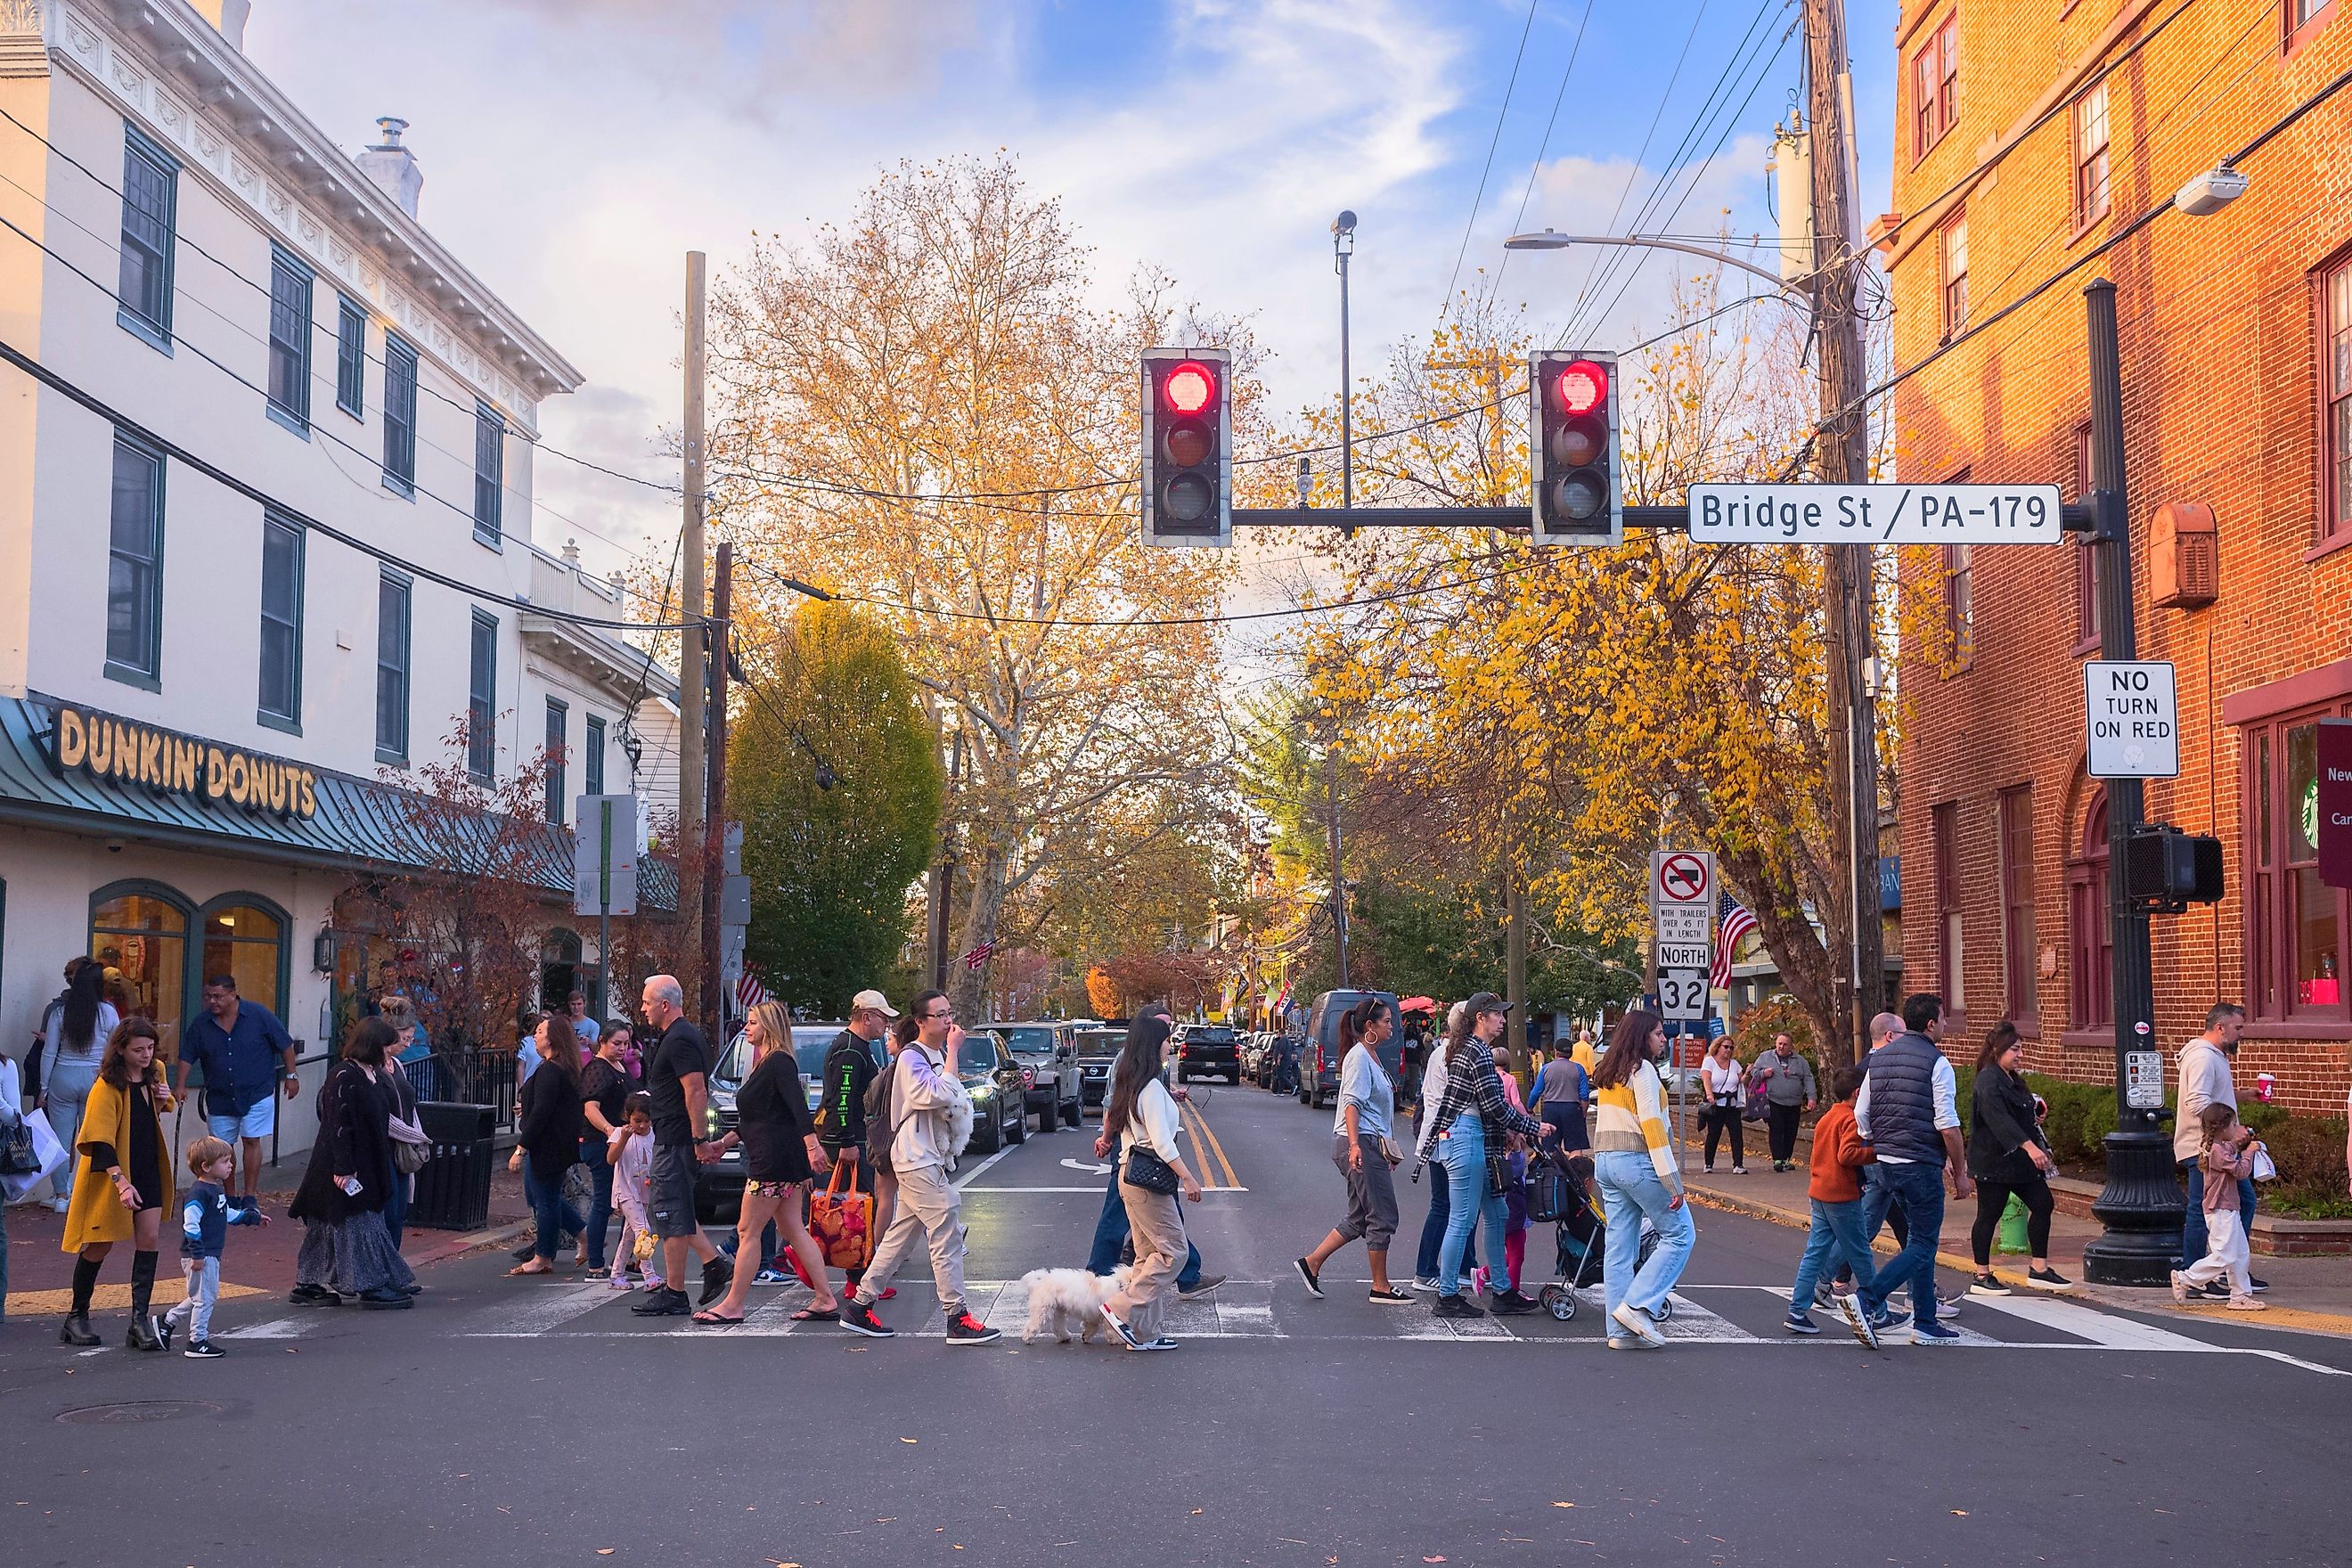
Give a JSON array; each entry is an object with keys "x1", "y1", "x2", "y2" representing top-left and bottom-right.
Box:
[
  {"x1": 951, "y1": 1143, "x2": 1019, "y2": 1188},
  {"x1": 220, "y1": 1314, "x2": 314, "y2": 1340},
  {"x1": 1184, "y1": 1102, "x2": 1241, "y2": 1188},
  {"x1": 961, "y1": 1184, "x2": 1249, "y2": 1194},
  {"x1": 472, "y1": 1280, "x2": 623, "y2": 1335},
  {"x1": 1964, "y1": 1291, "x2": 2352, "y2": 1375}
]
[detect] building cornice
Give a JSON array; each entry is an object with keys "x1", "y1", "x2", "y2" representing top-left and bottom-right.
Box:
[{"x1": 38, "y1": 0, "x2": 581, "y2": 429}]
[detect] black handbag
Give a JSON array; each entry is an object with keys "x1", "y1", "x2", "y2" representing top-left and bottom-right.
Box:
[{"x1": 1122, "y1": 1142, "x2": 1181, "y2": 1196}]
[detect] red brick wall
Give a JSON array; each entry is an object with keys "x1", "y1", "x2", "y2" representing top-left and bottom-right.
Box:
[{"x1": 1882, "y1": 0, "x2": 2352, "y2": 1115}]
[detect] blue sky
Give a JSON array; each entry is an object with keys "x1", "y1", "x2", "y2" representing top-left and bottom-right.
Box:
[{"x1": 246, "y1": 0, "x2": 1902, "y2": 574}]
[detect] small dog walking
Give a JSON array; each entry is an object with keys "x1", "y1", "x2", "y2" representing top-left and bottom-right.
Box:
[{"x1": 1019, "y1": 1266, "x2": 1131, "y2": 1343}]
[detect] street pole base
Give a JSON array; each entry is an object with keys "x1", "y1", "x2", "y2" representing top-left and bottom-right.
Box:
[{"x1": 2082, "y1": 1128, "x2": 2187, "y2": 1287}]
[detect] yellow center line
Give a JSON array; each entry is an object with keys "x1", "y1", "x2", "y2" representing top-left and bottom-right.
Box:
[{"x1": 1185, "y1": 1101, "x2": 1240, "y2": 1188}]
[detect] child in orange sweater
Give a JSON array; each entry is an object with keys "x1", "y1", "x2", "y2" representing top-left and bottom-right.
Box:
[{"x1": 1784, "y1": 1065, "x2": 1878, "y2": 1341}]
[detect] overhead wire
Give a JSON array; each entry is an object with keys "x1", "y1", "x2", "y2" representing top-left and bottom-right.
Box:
[
  {"x1": 1491, "y1": 0, "x2": 1599, "y2": 302},
  {"x1": 1438, "y1": 0, "x2": 1545, "y2": 317}
]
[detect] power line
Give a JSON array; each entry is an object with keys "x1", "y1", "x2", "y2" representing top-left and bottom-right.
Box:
[
  {"x1": 1492, "y1": 0, "x2": 1598, "y2": 301},
  {"x1": 0, "y1": 329, "x2": 696, "y2": 634},
  {"x1": 1439, "y1": 0, "x2": 1545, "y2": 317}
]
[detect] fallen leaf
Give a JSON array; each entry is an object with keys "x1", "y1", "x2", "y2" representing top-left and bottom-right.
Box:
[
  {"x1": 1952, "y1": 1511, "x2": 1969, "y2": 1517},
  {"x1": 1425, "y1": 1558, "x2": 1448, "y2": 1564},
  {"x1": 900, "y1": 1437, "x2": 919, "y2": 1445},
  {"x1": 1191, "y1": 1509, "x2": 1204, "y2": 1517},
  {"x1": 1553, "y1": 1502, "x2": 1575, "y2": 1508}
]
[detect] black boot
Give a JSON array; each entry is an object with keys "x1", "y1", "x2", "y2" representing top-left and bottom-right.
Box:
[
  {"x1": 127, "y1": 1315, "x2": 166, "y2": 1352},
  {"x1": 61, "y1": 1256, "x2": 102, "y2": 1345},
  {"x1": 127, "y1": 1250, "x2": 163, "y2": 1350},
  {"x1": 59, "y1": 1312, "x2": 99, "y2": 1347}
]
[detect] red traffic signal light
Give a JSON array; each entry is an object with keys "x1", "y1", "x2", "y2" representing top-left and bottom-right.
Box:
[
  {"x1": 1530, "y1": 348, "x2": 1621, "y2": 545},
  {"x1": 1142, "y1": 347, "x2": 1232, "y2": 548}
]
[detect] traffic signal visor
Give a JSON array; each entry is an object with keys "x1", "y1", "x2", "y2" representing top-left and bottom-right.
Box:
[
  {"x1": 1142, "y1": 347, "x2": 1232, "y2": 549},
  {"x1": 1530, "y1": 349, "x2": 1622, "y2": 546}
]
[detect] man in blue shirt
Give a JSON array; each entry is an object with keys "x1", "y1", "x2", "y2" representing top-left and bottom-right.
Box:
[{"x1": 171, "y1": 974, "x2": 298, "y2": 1198}]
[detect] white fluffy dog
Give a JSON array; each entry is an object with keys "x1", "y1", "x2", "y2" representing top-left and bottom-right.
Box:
[{"x1": 1018, "y1": 1265, "x2": 1131, "y2": 1344}]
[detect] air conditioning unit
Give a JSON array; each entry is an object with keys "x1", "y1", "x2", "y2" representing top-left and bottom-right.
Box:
[{"x1": 2151, "y1": 502, "x2": 2218, "y2": 609}]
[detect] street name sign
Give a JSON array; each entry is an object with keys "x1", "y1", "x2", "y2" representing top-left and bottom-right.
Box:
[
  {"x1": 1649, "y1": 849, "x2": 1714, "y2": 1022},
  {"x1": 574, "y1": 793, "x2": 638, "y2": 917},
  {"x1": 1686, "y1": 483, "x2": 2063, "y2": 545},
  {"x1": 2085, "y1": 661, "x2": 2179, "y2": 779}
]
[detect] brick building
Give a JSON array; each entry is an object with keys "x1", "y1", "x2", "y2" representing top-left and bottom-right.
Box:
[{"x1": 1878, "y1": 0, "x2": 2351, "y2": 1113}]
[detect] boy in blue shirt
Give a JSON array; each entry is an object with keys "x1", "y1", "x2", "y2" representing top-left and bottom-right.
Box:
[{"x1": 162, "y1": 1135, "x2": 267, "y2": 1359}]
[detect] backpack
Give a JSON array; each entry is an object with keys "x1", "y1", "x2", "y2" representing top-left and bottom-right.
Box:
[{"x1": 863, "y1": 1062, "x2": 894, "y2": 1171}]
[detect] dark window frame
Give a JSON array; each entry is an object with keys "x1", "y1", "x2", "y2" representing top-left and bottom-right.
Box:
[
  {"x1": 467, "y1": 610, "x2": 498, "y2": 783},
  {"x1": 544, "y1": 697, "x2": 568, "y2": 824},
  {"x1": 1941, "y1": 542, "x2": 1973, "y2": 668},
  {"x1": 104, "y1": 431, "x2": 167, "y2": 690},
  {"x1": 116, "y1": 126, "x2": 176, "y2": 351},
  {"x1": 584, "y1": 714, "x2": 606, "y2": 798},
  {"x1": 2070, "y1": 79, "x2": 2111, "y2": 233},
  {"x1": 382, "y1": 333, "x2": 418, "y2": 498},
  {"x1": 1940, "y1": 209, "x2": 1969, "y2": 340},
  {"x1": 256, "y1": 512, "x2": 305, "y2": 731},
  {"x1": 335, "y1": 297, "x2": 367, "y2": 420},
  {"x1": 473, "y1": 402, "x2": 505, "y2": 549},
  {"x1": 2240, "y1": 702, "x2": 2350, "y2": 1028},
  {"x1": 265, "y1": 245, "x2": 313, "y2": 437},
  {"x1": 2321, "y1": 250, "x2": 2352, "y2": 546},
  {"x1": 375, "y1": 570, "x2": 411, "y2": 766},
  {"x1": 2066, "y1": 787, "x2": 2111, "y2": 1036},
  {"x1": 1910, "y1": 14, "x2": 1959, "y2": 162},
  {"x1": 1998, "y1": 784, "x2": 2038, "y2": 1028},
  {"x1": 2286, "y1": 0, "x2": 2337, "y2": 59},
  {"x1": 1932, "y1": 800, "x2": 1965, "y2": 1016}
]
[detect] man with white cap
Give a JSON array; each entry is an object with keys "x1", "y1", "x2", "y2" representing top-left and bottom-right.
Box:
[{"x1": 813, "y1": 990, "x2": 898, "y2": 1294}]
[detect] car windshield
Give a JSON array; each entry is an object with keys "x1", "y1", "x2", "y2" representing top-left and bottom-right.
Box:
[
  {"x1": 1189, "y1": 1028, "x2": 1235, "y2": 1045},
  {"x1": 995, "y1": 1025, "x2": 1057, "y2": 1055},
  {"x1": 715, "y1": 1025, "x2": 846, "y2": 1087},
  {"x1": 957, "y1": 1035, "x2": 1000, "y2": 1075},
  {"x1": 1076, "y1": 1030, "x2": 1123, "y2": 1059}
]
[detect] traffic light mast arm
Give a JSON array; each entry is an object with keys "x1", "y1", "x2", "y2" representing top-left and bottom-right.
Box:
[{"x1": 1228, "y1": 502, "x2": 2098, "y2": 532}]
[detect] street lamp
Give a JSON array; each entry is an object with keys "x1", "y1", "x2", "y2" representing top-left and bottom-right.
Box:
[
  {"x1": 2173, "y1": 164, "x2": 2249, "y2": 217},
  {"x1": 1333, "y1": 210, "x2": 1357, "y2": 517},
  {"x1": 1503, "y1": 228, "x2": 1793, "y2": 290}
]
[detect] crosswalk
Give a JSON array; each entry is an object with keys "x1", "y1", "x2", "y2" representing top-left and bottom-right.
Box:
[{"x1": 212, "y1": 1278, "x2": 2350, "y2": 1375}]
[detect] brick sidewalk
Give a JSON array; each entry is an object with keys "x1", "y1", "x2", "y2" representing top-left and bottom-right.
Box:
[{"x1": 1668, "y1": 1109, "x2": 2352, "y2": 1340}]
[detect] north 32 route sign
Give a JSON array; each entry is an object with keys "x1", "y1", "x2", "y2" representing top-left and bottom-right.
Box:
[
  {"x1": 1649, "y1": 849, "x2": 1714, "y2": 1022},
  {"x1": 1686, "y1": 483, "x2": 2063, "y2": 545}
]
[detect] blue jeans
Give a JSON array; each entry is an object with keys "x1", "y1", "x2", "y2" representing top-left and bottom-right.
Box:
[
  {"x1": 1414, "y1": 1147, "x2": 1475, "y2": 1279},
  {"x1": 580, "y1": 1134, "x2": 616, "y2": 1270},
  {"x1": 1086, "y1": 1155, "x2": 1200, "y2": 1290},
  {"x1": 2179, "y1": 1160, "x2": 2257, "y2": 1266},
  {"x1": 1791, "y1": 1197, "x2": 1874, "y2": 1314},
  {"x1": 524, "y1": 1162, "x2": 586, "y2": 1264},
  {"x1": 1594, "y1": 1150, "x2": 1695, "y2": 1325},
  {"x1": 1437, "y1": 1115, "x2": 1507, "y2": 1297},
  {"x1": 382, "y1": 1169, "x2": 410, "y2": 1252},
  {"x1": 1860, "y1": 1161, "x2": 1946, "y2": 1327}
]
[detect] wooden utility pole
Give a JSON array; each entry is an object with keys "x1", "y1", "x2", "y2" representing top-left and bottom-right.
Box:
[
  {"x1": 1804, "y1": 0, "x2": 1882, "y2": 1067},
  {"x1": 679, "y1": 251, "x2": 709, "y2": 1011},
  {"x1": 701, "y1": 540, "x2": 731, "y2": 1026}
]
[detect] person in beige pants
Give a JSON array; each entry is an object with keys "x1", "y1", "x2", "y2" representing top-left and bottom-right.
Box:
[{"x1": 1100, "y1": 1016, "x2": 1205, "y2": 1352}]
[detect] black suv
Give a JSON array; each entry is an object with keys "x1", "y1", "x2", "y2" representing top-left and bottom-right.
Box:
[{"x1": 1172, "y1": 1024, "x2": 1241, "y2": 1084}]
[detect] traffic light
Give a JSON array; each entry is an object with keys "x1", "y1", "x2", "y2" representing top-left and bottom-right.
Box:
[
  {"x1": 1141, "y1": 347, "x2": 1231, "y2": 548},
  {"x1": 2125, "y1": 823, "x2": 2225, "y2": 913},
  {"x1": 1529, "y1": 348, "x2": 1622, "y2": 546}
]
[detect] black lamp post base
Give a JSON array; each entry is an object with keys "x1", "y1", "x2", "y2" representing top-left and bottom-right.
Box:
[{"x1": 2081, "y1": 1129, "x2": 2187, "y2": 1286}]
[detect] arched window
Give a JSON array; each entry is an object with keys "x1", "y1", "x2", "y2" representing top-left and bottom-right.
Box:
[
  {"x1": 90, "y1": 880, "x2": 192, "y2": 1060},
  {"x1": 2067, "y1": 789, "x2": 2111, "y2": 1032},
  {"x1": 198, "y1": 893, "x2": 290, "y2": 1019}
]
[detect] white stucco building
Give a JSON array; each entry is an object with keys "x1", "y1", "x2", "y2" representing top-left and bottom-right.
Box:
[{"x1": 0, "y1": 0, "x2": 672, "y2": 1162}]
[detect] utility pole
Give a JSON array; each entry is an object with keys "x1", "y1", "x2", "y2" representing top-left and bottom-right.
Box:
[
  {"x1": 1326, "y1": 739, "x2": 1348, "y2": 989},
  {"x1": 2078, "y1": 278, "x2": 2183, "y2": 1286},
  {"x1": 929, "y1": 725, "x2": 963, "y2": 992},
  {"x1": 1803, "y1": 0, "x2": 1882, "y2": 1067},
  {"x1": 701, "y1": 540, "x2": 731, "y2": 1028},
  {"x1": 679, "y1": 250, "x2": 708, "y2": 1012}
]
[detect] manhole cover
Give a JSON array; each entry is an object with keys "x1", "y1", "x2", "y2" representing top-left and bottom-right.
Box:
[{"x1": 55, "y1": 1400, "x2": 224, "y2": 1425}]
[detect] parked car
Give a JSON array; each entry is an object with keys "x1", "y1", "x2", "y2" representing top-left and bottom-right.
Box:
[
  {"x1": 1075, "y1": 1025, "x2": 1125, "y2": 1110},
  {"x1": 956, "y1": 1027, "x2": 1030, "y2": 1156},
  {"x1": 1297, "y1": 990, "x2": 1404, "y2": 1110},
  {"x1": 1237, "y1": 1031, "x2": 1269, "y2": 1083},
  {"x1": 700, "y1": 1020, "x2": 862, "y2": 1220},
  {"x1": 1172, "y1": 1024, "x2": 1241, "y2": 1084},
  {"x1": 987, "y1": 1019, "x2": 1083, "y2": 1133},
  {"x1": 1267, "y1": 1032, "x2": 1303, "y2": 1094}
]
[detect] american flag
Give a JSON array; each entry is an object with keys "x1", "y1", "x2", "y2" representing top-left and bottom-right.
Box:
[
  {"x1": 735, "y1": 968, "x2": 768, "y2": 1010},
  {"x1": 1711, "y1": 893, "x2": 1758, "y2": 988},
  {"x1": 960, "y1": 942, "x2": 998, "y2": 972}
]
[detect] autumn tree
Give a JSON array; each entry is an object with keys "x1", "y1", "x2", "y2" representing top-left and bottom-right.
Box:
[
  {"x1": 706, "y1": 156, "x2": 1254, "y2": 1021},
  {"x1": 729, "y1": 600, "x2": 942, "y2": 1015}
]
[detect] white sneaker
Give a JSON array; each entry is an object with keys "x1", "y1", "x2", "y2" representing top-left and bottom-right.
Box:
[
  {"x1": 52, "y1": 1196, "x2": 69, "y2": 1213},
  {"x1": 1611, "y1": 1302, "x2": 1666, "y2": 1348}
]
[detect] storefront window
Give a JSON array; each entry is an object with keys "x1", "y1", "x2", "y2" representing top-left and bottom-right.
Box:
[
  {"x1": 2243, "y1": 711, "x2": 2348, "y2": 1021},
  {"x1": 200, "y1": 901, "x2": 285, "y2": 1017},
  {"x1": 2288, "y1": 725, "x2": 2341, "y2": 1009},
  {"x1": 90, "y1": 886, "x2": 188, "y2": 1065}
]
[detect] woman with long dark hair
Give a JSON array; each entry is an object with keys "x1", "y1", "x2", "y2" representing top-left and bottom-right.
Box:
[
  {"x1": 37, "y1": 960, "x2": 118, "y2": 1212},
  {"x1": 289, "y1": 1017, "x2": 417, "y2": 1309},
  {"x1": 56, "y1": 1017, "x2": 176, "y2": 1349},
  {"x1": 1591, "y1": 1009, "x2": 1696, "y2": 1349},
  {"x1": 1098, "y1": 1015, "x2": 1205, "y2": 1352},
  {"x1": 1965, "y1": 1020, "x2": 2069, "y2": 1294},
  {"x1": 696, "y1": 1000, "x2": 838, "y2": 1326},
  {"x1": 509, "y1": 1015, "x2": 586, "y2": 1277},
  {"x1": 1697, "y1": 1036, "x2": 1746, "y2": 1175},
  {"x1": 1294, "y1": 997, "x2": 1409, "y2": 1303},
  {"x1": 1421, "y1": 992, "x2": 1545, "y2": 1319}
]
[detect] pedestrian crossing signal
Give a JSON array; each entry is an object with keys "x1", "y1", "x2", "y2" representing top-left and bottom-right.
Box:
[
  {"x1": 1142, "y1": 347, "x2": 1232, "y2": 548},
  {"x1": 1530, "y1": 348, "x2": 1622, "y2": 546}
]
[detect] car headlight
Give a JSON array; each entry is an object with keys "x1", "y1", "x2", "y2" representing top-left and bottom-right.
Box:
[{"x1": 970, "y1": 1083, "x2": 993, "y2": 1100}]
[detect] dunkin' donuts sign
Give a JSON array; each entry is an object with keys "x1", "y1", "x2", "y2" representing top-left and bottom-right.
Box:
[{"x1": 48, "y1": 705, "x2": 319, "y2": 820}]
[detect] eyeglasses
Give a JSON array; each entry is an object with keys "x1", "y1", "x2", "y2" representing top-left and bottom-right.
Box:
[{"x1": 922, "y1": 1009, "x2": 953, "y2": 1022}]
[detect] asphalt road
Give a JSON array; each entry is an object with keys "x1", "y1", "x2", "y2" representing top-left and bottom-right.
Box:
[{"x1": 4, "y1": 1082, "x2": 2349, "y2": 1567}]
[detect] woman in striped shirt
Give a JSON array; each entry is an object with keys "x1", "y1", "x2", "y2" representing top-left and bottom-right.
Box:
[
  {"x1": 1590, "y1": 1009, "x2": 1696, "y2": 1350},
  {"x1": 1421, "y1": 992, "x2": 1545, "y2": 1319}
]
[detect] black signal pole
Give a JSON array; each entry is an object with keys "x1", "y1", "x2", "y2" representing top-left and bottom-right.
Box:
[{"x1": 2079, "y1": 277, "x2": 2186, "y2": 1286}]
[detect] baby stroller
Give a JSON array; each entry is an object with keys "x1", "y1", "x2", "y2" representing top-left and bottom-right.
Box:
[{"x1": 1525, "y1": 1143, "x2": 1668, "y2": 1323}]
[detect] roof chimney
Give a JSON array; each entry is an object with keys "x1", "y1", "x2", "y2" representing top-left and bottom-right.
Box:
[
  {"x1": 357, "y1": 117, "x2": 421, "y2": 220},
  {"x1": 191, "y1": 1, "x2": 251, "y2": 50}
]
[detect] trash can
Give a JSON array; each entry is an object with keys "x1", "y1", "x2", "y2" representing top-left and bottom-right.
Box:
[
  {"x1": 1996, "y1": 1193, "x2": 2030, "y2": 1254},
  {"x1": 409, "y1": 1101, "x2": 495, "y2": 1232}
]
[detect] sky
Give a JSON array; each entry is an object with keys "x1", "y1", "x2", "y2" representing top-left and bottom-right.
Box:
[{"x1": 241, "y1": 0, "x2": 1901, "y2": 595}]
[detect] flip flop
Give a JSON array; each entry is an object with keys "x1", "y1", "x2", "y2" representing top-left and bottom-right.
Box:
[
  {"x1": 691, "y1": 1311, "x2": 745, "y2": 1327},
  {"x1": 506, "y1": 1262, "x2": 552, "y2": 1277},
  {"x1": 789, "y1": 1307, "x2": 840, "y2": 1322}
]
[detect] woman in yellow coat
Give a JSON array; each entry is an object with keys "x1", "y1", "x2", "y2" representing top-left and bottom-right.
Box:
[{"x1": 59, "y1": 1017, "x2": 177, "y2": 1351}]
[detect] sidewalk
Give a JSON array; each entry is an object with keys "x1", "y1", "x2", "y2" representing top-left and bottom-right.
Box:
[
  {"x1": 1670, "y1": 1110, "x2": 2352, "y2": 1340},
  {"x1": 4, "y1": 1161, "x2": 532, "y2": 1319}
]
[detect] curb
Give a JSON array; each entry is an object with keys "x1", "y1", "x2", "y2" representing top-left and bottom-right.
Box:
[
  {"x1": 406, "y1": 1217, "x2": 532, "y2": 1270},
  {"x1": 1686, "y1": 1183, "x2": 2352, "y2": 1341}
]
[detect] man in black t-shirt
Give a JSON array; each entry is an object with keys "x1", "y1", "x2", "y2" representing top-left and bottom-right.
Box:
[
  {"x1": 817, "y1": 990, "x2": 896, "y2": 1291},
  {"x1": 629, "y1": 975, "x2": 731, "y2": 1317}
]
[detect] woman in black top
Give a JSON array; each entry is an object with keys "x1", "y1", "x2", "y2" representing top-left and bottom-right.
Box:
[
  {"x1": 696, "y1": 1000, "x2": 836, "y2": 1326},
  {"x1": 57, "y1": 1017, "x2": 178, "y2": 1349},
  {"x1": 510, "y1": 1016, "x2": 586, "y2": 1276},
  {"x1": 1965, "y1": 1019, "x2": 2071, "y2": 1294},
  {"x1": 578, "y1": 1028, "x2": 633, "y2": 1272},
  {"x1": 290, "y1": 1018, "x2": 419, "y2": 1308}
]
